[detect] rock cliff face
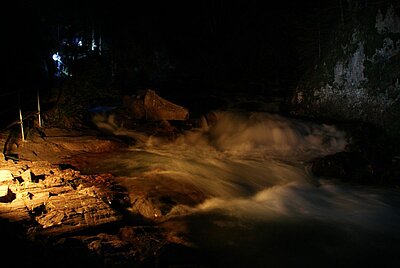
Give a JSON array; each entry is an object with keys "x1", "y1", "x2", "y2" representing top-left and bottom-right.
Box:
[{"x1": 292, "y1": 3, "x2": 400, "y2": 138}]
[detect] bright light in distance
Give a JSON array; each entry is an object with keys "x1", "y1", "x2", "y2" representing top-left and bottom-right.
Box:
[{"x1": 52, "y1": 53, "x2": 61, "y2": 62}]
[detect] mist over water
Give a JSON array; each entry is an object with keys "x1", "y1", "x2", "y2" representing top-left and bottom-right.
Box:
[{"x1": 91, "y1": 111, "x2": 400, "y2": 266}]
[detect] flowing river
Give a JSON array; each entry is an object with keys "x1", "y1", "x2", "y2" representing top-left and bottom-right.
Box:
[{"x1": 87, "y1": 110, "x2": 400, "y2": 267}]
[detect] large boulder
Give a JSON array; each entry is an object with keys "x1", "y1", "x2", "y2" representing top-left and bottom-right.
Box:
[{"x1": 124, "y1": 89, "x2": 189, "y2": 121}]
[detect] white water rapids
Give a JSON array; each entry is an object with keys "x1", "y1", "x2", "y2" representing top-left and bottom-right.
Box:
[{"x1": 89, "y1": 110, "x2": 400, "y2": 267}]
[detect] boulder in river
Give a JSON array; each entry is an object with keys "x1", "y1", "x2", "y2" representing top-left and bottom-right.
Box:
[{"x1": 124, "y1": 89, "x2": 189, "y2": 121}]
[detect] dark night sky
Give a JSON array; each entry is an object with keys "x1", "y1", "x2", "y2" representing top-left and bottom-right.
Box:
[{"x1": 3, "y1": 0, "x2": 335, "y2": 94}]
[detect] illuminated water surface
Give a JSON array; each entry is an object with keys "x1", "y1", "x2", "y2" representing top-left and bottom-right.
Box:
[{"x1": 86, "y1": 111, "x2": 400, "y2": 267}]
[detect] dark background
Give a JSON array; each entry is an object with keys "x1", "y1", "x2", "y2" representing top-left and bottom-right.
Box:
[{"x1": 3, "y1": 0, "x2": 339, "y2": 96}]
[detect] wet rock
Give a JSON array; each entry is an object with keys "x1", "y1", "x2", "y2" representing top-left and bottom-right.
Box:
[
  {"x1": 119, "y1": 176, "x2": 207, "y2": 220},
  {"x1": 131, "y1": 196, "x2": 163, "y2": 219},
  {"x1": 125, "y1": 89, "x2": 189, "y2": 121},
  {"x1": 310, "y1": 121, "x2": 400, "y2": 185},
  {"x1": 310, "y1": 152, "x2": 376, "y2": 184},
  {"x1": 16, "y1": 127, "x2": 124, "y2": 164}
]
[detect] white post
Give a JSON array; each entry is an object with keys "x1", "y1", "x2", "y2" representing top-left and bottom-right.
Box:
[
  {"x1": 37, "y1": 90, "x2": 42, "y2": 127},
  {"x1": 18, "y1": 93, "x2": 25, "y2": 142},
  {"x1": 99, "y1": 35, "x2": 102, "y2": 54}
]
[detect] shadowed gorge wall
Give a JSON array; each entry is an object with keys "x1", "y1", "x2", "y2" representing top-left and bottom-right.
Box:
[{"x1": 292, "y1": 2, "x2": 400, "y2": 138}]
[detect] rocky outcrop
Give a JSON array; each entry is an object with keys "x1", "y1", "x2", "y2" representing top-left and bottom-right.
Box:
[
  {"x1": 124, "y1": 89, "x2": 189, "y2": 121},
  {"x1": 0, "y1": 127, "x2": 203, "y2": 267},
  {"x1": 119, "y1": 176, "x2": 207, "y2": 220},
  {"x1": 309, "y1": 121, "x2": 400, "y2": 185},
  {"x1": 10, "y1": 127, "x2": 124, "y2": 164},
  {"x1": 0, "y1": 158, "x2": 184, "y2": 267},
  {"x1": 0, "y1": 160, "x2": 123, "y2": 236},
  {"x1": 291, "y1": 3, "x2": 400, "y2": 138}
]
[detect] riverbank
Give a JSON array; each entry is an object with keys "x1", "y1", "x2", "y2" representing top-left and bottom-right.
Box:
[{"x1": 0, "y1": 126, "x2": 206, "y2": 267}]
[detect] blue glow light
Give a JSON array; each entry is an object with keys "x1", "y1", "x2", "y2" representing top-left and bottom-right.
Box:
[{"x1": 52, "y1": 52, "x2": 61, "y2": 62}]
